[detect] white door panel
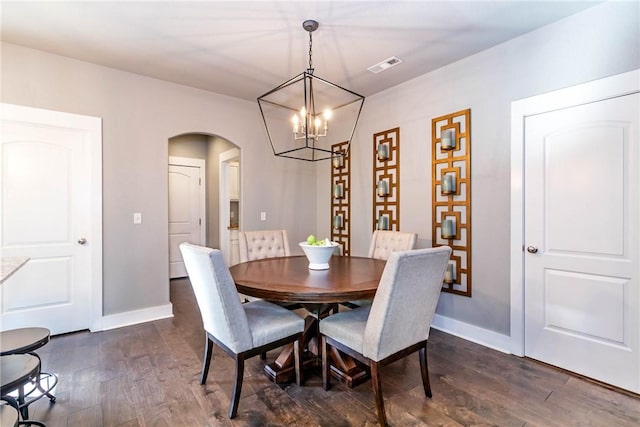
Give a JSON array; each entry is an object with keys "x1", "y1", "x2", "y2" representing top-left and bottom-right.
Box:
[
  {"x1": 1, "y1": 104, "x2": 101, "y2": 334},
  {"x1": 524, "y1": 93, "x2": 639, "y2": 392},
  {"x1": 543, "y1": 269, "x2": 625, "y2": 343},
  {"x1": 3, "y1": 257, "x2": 72, "y2": 311},
  {"x1": 168, "y1": 161, "x2": 203, "y2": 278},
  {"x1": 544, "y1": 124, "x2": 625, "y2": 256}
]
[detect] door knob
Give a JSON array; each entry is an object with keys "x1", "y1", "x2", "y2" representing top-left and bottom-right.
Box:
[
  {"x1": 526, "y1": 245, "x2": 538, "y2": 254},
  {"x1": 77, "y1": 238, "x2": 87, "y2": 245}
]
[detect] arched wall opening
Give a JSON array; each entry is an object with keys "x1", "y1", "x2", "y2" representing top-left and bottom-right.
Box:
[{"x1": 168, "y1": 132, "x2": 241, "y2": 276}]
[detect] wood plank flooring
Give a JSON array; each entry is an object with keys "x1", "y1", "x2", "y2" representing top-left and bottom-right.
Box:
[{"x1": 24, "y1": 278, "x2": 639, "y2": 426}]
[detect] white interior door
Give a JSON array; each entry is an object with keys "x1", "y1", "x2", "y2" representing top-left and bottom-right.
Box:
[
  {"x1": 0, "y1": 103, "x2": 102, "y2": 335},
  {"x1": 168, "y1": 157, "x2": 204, "y2": 278},
  {"x1": 523, "y1": 93, "x2": 639, "y2": 392}
]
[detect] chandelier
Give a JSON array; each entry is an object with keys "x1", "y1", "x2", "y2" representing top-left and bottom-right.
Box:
[{"x1": 257, "y1": 20, "x2": 365, "y2": 162}]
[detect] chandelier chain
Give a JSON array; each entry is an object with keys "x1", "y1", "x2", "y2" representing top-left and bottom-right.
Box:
[{"x1": 308, "y1": 31, "x2": 313, "y2": 71}]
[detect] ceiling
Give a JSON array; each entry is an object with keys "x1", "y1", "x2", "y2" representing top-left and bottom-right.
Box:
[{"x1": 1, "y1": 1, "x2": 601, "y2": 102}]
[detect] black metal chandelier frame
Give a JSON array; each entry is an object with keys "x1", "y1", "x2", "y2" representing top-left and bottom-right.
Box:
[{"x1": 257, "y1": 19, "x2": 365, "y2": 162}]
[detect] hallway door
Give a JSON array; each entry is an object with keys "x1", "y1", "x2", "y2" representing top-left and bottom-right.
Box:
[
  {"x1": 168, "y1": 157, "x2": 205, "y2": 278},
  {"x1": 523, "y1": 92, "x2": 639, "y2": 393}
]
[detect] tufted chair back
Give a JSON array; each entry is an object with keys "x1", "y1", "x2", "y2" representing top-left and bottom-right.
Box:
[
  {"x1": 238, "y1": 229, "x2": 291, "y2": 263},
  {"x1": 367, "y1": 230, "x2": 417, "y2": 261}
]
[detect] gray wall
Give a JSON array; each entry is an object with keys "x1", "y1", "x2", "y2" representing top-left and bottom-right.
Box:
[
  {"x1": 168, "y1": 134, "x2": 208, "y2": 160},
  {"x1": 316, "y1": 1, "x2": 640, "y2": 335},
  {"x1": 1, "y1": 43, "x2": 317, "y2": 316}
]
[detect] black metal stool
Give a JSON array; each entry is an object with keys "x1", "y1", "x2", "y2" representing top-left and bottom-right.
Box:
[
  {"x1": 0, "y1": 402, "x2": 18, "y2": 427},
  {"x1": 0, "y1": 328, "x2": 57, "y2": 417},
  {"x1": 0, "y1": 328, "x2": 51, "y2": 355},
  {"x1": 0, "y1": 355, "x2": 47, "y2": 426},
  {"x1": 1, "y1": 399, "x2": 46, "y2": 427}
]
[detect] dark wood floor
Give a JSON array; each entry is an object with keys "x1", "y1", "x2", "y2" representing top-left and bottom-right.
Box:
[{"x1": 25, "y1": 278, "x2": 639, "y2": 426}]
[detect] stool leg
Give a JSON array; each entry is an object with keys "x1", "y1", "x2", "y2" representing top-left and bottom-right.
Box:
[
  {"x1": 35, "y1": 381, "x2": 56, "y2": 402},
  {"x1": 18, "y1": 420, "x2": 46, "y2": 427},
  {"x1": 29, "y1": 351, "x2": 57, "y2": 402},
  {"x1": 18, "y1": 384, "x2": 28, "y2": 419}
]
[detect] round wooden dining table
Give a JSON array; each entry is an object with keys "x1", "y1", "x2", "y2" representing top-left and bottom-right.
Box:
[
  {"x1": 229, "y1": 255, "x2": 386, "y2": 303},
  {"x1": 229, "y1": 255, "x2": 387, "y2": 386}
]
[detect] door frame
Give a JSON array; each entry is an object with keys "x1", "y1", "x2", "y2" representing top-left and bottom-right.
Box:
[
  {"x1": 168, "y1": 155, "x2": 207, "y2": 246},
  {"x1": 1, "y1": 103, "x2": 103, "y2": 332},
  {"x1": 219, "y1": 148, "x2": 240, "y2": 265},
  {"x1": 509, "y1": 69, "x2": 640, "y2": 356}
]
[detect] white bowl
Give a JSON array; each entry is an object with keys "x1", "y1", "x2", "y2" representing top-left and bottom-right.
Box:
[{"x1": 299, "y1": 241, "x2": 338, "y2": 270}]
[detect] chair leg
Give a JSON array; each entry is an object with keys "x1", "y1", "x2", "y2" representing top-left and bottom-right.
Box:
[
  {"x1": 294, "y1": 336, "x2": 303, "y2": 386},
  {"x1": 260, "y1": 352, "x2": 267, "y2": 360},
  {"x1": 229, "y1": 355, "x2": 245, "y2": 419},
  {"x1": 419, "y1": 343, "x2": 432, "y2": 398},
  {"x1": 201, "y1": 335, "x2": 214, "y2": 385},
  {"x1": 321, "y1": 335, "x2": 330, "y2": 391},
  {"x1": 370, "y1": 361, "x2": 387, "y2": 427}
]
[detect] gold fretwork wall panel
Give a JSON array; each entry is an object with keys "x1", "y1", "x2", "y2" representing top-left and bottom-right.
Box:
[
  {"x1": 432, "y1": 109, "x2": 472, "y2": 297},
  {"x1": 331, "y1": 142, "x2": 350, "y2": 256},
  {"x1": 373, "y1": 128, "x2": 400, "y2": 232}
]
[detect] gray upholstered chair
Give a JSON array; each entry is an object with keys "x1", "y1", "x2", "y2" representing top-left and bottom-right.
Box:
[
  {"x1": 320, "y1": 246, "x2": 452, "y2": 426},
  {"x1": 237, "y1": 229, "x2": 301, "y2": 309},
  {"x1": 368, "y1": 230, "x2": 418, "y2": 260},
  {"x1": 238, "y1": 229, "x2": 290, "y2": 263},
  {"x1": 343, "y1": 230, "x2": 418, "y2": 309},
  {"x1": 179, "y1": 243, "x2": 305, "y2": 419}
]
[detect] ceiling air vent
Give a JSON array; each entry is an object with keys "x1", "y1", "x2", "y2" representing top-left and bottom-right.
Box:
[{"x1": 367, "y1": 56, "x2": 403, "y2": 74}]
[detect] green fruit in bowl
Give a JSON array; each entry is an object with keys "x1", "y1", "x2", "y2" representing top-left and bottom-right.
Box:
[{"x1": 306, "y1": 235, "x2": 332, "y2": 246}]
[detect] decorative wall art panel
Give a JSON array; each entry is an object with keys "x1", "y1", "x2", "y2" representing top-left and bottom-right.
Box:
[
  {"x1": 373, "y1": 128, "x2": 400, "y2": 232},
  {"x1": 331, "y1": 142, "x2": 350, "y2": 255},
  {"x1": 432, "y1": 109, "x2": 472, "y2": 297}
]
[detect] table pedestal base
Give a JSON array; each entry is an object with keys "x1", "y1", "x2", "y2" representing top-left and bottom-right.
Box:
[
  {"x1": 263, "y1": 311, "x2": 370, "y2": 388},
  {"x1": 329, "y1": 364, "x2": 369, "y2": 388},
  {"x1": 264, "y1": 357, "x2": 317, "y2": 384},
  {"x1": 328, "y1": 345, "x2": 370, "y2": 388}
]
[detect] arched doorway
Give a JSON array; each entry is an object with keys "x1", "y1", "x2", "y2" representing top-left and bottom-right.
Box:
[{"x1": 168, "y1": 133, "x2": 241, "y2": 276}]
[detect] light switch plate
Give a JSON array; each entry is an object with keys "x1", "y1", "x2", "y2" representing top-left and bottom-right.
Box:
[{"x1": 133, "y1": 212, "x2": 142, "y2": 224}]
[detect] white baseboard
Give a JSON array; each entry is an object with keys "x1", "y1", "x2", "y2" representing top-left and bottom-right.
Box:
[
  {"x1": 92, "y1": 303, "x2": 174, "y2": 332},
  {"x1": 431, "y1": 314, "x2": 512, "y2": 354}
]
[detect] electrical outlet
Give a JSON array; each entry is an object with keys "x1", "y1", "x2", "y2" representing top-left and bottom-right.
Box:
[
  {"x1": 260, "y1": 211, "x2": 266, "y2": 221},
  {"x1": 133, "y1": 212, "x2": 142, "y2": 224}
]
